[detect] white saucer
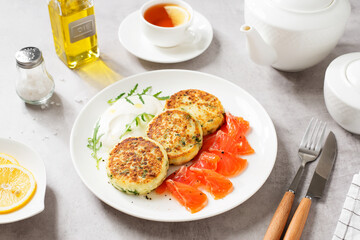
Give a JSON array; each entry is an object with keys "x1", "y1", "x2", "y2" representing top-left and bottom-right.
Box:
[
  {"x1": 0, "y1": 138, "x2": 46, "y2": 224},
  {"x1": 118, "y1": 11, "x2": 213, "y2": 63}
]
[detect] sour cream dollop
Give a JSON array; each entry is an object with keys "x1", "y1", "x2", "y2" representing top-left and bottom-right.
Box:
[{"x1": 98, "y1": 95, "x2": 163, "y2": 153}]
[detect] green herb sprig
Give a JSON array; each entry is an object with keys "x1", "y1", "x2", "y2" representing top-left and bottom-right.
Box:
[
  {"x1": 119, "y1": 112, "x2": 155, "y2": 139},
  {"x1": 153, "y1": 91, "x2": 170, "y2": 100},
  {"x1": 107, "y1": 84, "x2": 169, "y2": 105},
  {"x1": 87, "y1": 120, "x2": 104, "y2": 169}
]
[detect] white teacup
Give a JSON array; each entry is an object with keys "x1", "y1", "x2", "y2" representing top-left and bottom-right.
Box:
[{"x1": 140, "y1": 0, "x2": 196, "y2": 47}]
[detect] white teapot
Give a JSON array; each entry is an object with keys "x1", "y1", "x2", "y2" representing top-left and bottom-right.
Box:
[{"x1": 240, "y1": 0, "x2": 351, "y2": 72}]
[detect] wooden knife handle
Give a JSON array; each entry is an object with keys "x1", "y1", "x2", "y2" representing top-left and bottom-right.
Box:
[
  {"x1": 263, "y1": 191, "x2": 295, "y2": 240},
  {"x1": 283, "y1": 197, "x2": 312, "y2": 240}
]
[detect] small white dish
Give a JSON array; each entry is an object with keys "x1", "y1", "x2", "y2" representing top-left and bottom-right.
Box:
[
  {"x1": 70, "y1": 69, "x2": 277, "y2": 222},
  {"x1": 118, "y1": 11, "x2": 213, "y2": 63},
  {"x1": 324, "y1": 52, "x2": 360, "y2": 134},
  {"x1": 0, "y1": 138, "x2": 46, "y2": 224}
]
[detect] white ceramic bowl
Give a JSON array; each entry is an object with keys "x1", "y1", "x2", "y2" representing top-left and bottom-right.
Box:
[{"x1": 324, "y1": 52, "x2": 360, "y2": 134}]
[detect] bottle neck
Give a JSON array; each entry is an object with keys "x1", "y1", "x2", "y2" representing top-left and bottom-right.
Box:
[{"x1": 49, "y1": 0, "x2": 94, "y2": 12}]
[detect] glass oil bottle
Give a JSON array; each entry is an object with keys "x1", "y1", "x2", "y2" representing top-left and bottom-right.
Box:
[{"x1": 48, "y1": 0, "x2": 99, "y2": 69}]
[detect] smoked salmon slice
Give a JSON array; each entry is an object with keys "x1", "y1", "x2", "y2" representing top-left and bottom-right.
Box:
[
  {"x1": 209, "y1": 130, "x2": 239, "y2": 154},
  {"x1": 227, "y1": 113, "x2": 254, "y2": 155},
  {"x1": 191, "y1": 151, "x2": 220, "y2": 171},
  {"x1": 190, "y1": 168, "x2": 233, "y2": 199},
  {"x1": 166, "y1": 179, "x2": 208, "y2": 213},
  {"x1": 210, "y1": 130, "x2": 254, "y2": 156},
  {"x1": 211, "y1": 150, "x2": 247, "y2": 178},
  {"x1": 156, "y1": 166, "x2": 201, "y2": 194},
  {"x1": 203, "y1": 132, "x2": 217, "y2": 149},
  {"x1": 171, "y1": 166, "x2": 201, "y2": 187},
  {"x1": 236, "y1": 135, "x2": 255, "y2": 155},
  {"x1": 195, "y1": 132, "x2": 217, "y2": 157},
  {"x1": 221, "y1": 113, "x2": 250, "y2": 138},
  {"x1": 156, "y1": 172, "x2": 175, "y2": 194}
]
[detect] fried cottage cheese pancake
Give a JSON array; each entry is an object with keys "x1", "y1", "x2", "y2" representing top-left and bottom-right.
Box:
[
  {"x1": 106, "y1": 137, "x2": 169, "y2": 195},
  {"x1": 165, "y1": 89, "x2": 225, "y2": 136},
  {"x1": 147, "y1": 109, "x2": 203, "y2": 165}
]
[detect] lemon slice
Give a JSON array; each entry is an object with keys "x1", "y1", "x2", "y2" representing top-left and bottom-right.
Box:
[
  {"x1": 0, "y1": 164, "x2": 36, "y2": 213},
  {"x1": 0, "y1": 153, "x2": 19, "y2": 165},
  {"x1": 164, "y1": 5, "x2": 190, "y2": 26}
]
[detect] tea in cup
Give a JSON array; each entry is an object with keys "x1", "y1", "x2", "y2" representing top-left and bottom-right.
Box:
[{"x1": 140, "y1": 0, "x2": 196, "y2": 47}]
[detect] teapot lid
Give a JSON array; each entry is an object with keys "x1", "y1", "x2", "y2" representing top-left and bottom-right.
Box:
[
  {"x1": 271, "y1": 0, "x2": 333, "y2": 12},
  {"x1": 325, "y1": 53, "x2": 360, "y2": 109},
  {"x1": 246, "y1": 0, "x2": 350, "y2": 31}
]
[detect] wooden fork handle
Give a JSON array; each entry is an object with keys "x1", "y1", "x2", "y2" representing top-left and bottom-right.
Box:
[
  {"x1": 264, "y1": 191, "x2": 295, "y2": 240},
  {"x1": 283, "y1": 197, "x2": 312, "y2": 240}
]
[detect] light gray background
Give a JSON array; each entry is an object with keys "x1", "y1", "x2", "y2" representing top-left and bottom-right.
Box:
[{"x1": 1, "y1": 0, "x2": 360, "y2": 239}]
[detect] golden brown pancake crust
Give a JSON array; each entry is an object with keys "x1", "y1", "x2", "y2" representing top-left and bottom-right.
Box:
[
  {"x1": 107, "y1": 137, "x2": 165, "y2": 184},
  {"x1": 165, "y1": 89, "x2": 225, "y2": 135},
  {"x1": 147, "y1": 109, "x2": 202, "y2": 165}
]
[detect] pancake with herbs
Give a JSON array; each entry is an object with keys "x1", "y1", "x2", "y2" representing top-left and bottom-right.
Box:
[
  {"x1": 165, "y1": 89, "x2": 225, "y2": 136},
  {"x1": 147, "y1": 109, "x2": 203, "y2": 165},
  {"x1": 106, "y1": 136, "x2": 169, "y2": 195}
]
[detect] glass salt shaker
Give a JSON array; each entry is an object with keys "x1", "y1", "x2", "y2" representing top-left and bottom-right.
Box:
[{"x1": 15, "y1": 47, "x2": 55, "y2": 105}]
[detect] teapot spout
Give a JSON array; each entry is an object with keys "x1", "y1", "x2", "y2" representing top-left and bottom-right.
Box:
[{"x1": 240, "y1": 25, "x2": 277, "y2": 66}]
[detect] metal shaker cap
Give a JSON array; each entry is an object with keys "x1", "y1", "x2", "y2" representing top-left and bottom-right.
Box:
[{"x1": 15, "y1": 47, "x2": 43, "y2": 69}]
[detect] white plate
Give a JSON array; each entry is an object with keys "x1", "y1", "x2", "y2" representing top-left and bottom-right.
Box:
[
  {"x1": 70, "y1": 70, "x2": 277, "y2": 222},
  {"x1": 0, "y1": 138, "x2": 46, "y2": 224},
  {"x1": 118, "y1": 11, "x2": 213, "y2": 63}
]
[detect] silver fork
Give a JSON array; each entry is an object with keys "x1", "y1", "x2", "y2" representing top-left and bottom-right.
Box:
[
  {"x1": 264, "y1": 118, "x2": 327, "y2": 240},
  {"x1": 288, "y1": 118, "x2": 327, "y2": 194}
]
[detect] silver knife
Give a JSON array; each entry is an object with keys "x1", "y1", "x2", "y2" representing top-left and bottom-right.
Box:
[{"x1": 284, "y1": 131, "x2": 337, "y2": 240}]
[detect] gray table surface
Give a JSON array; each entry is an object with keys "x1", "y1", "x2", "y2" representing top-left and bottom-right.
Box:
[{"x1": 1, "y1": 0, "x2": 360, "y2": 239}]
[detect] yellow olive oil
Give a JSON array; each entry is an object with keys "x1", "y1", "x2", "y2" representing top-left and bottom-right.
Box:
[{"x1": 48, "y1": 0, "x2": 99, "y2": 69}]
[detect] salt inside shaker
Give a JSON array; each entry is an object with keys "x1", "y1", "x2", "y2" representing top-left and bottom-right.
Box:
[{"x1": 15, "y1": 47, "x2": 55, "y2": 105}]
